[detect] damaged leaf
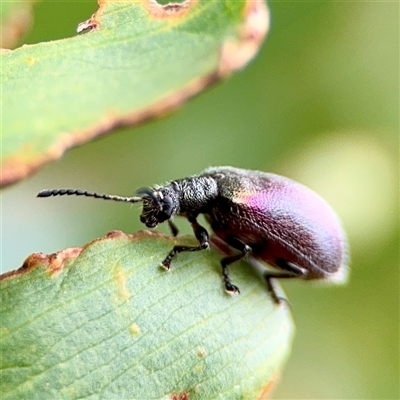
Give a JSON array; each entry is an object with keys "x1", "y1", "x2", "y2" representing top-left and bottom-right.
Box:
[
  {"x1": 0, "y1": 231, "x2": 293, "y2": 399},
  {"x1": 1, "y1": 0, "x2": 269, "y2": 187}
]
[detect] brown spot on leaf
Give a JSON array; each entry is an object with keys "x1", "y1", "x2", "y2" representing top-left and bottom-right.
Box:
[
  {"x1": 171, "y1": 392, "x2": 190, "y2": 400},
  {"x1": 106, "y1": 230, "x2": 130, "y2": 240},
  {"x1": 196, "y1": 346, "x2": 206, "y2": 358},
  {"x1": 26, "y1": 57, "x2": 35, "y2": 65},
  {"x1": 0, "y1": 247, "x2": 82, "y2": 281},
  {"x1": 145, "y1": 0, "x2": 197, "y2": 19},
  {"x1": 20, "y1": 253, "x2": 50, "y2": 273},
  {"x1": 47, "y1": 248, "x2": 82, "y2": 275}
]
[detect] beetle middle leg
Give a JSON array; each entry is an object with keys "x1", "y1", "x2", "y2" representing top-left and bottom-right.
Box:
[
  {"x1": 220, "y1": 236, "x2": 252, "y2": 294},
  {"x1": 161, "y1": 218, "x2": 209, "y2": 270},
  {"x1": 265, "y1": 259, "x2": 307, "y2": 304}
]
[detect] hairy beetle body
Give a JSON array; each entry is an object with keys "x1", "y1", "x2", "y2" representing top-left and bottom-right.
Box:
[{"x1": 38, "y1": 166, "x2": 348, "y2": 303}]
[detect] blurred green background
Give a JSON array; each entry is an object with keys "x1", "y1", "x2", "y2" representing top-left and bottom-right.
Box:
[{"x1": 2, "y1": 1, "x2": 399, "y2": 399}]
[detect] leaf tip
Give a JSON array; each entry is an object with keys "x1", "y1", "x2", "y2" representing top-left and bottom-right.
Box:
[{"x1": 219, "y1": 0, "x2": 270, "y2": 75}]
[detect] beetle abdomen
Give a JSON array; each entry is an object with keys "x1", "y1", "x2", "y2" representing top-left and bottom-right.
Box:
[{"x1": 206, "y1": 167, "x2": 348, "y2": 282}]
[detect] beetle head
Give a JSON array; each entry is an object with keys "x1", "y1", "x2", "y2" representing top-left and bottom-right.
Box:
[{"x1": 138, "y1": 188, "x2": 177, "y2": 228}]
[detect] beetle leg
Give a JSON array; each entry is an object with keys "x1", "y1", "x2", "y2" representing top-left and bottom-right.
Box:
[
  {"x1": 168, "y1": 220, "x2": 179, "y2": 237},
  {"x1": 220, "y1": 236, "x2": 252, "y2": 295},
  {"x1": 161, "y1": 219, "x2": 209, "y2": 270},
  {"x1": 265, "y1": 260, "x2": 307, "y2": 304}
]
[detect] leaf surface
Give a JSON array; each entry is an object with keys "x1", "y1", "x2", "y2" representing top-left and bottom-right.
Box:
[
  {"x1": 1, "y1": 0, "x2": 269, "y2": 187},
  {"x1": 1, "y1": 231, "x2": 293, "y2": 399}
]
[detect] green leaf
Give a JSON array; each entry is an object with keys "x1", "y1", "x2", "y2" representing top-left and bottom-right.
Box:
[
  {"x1": 1, "y1": 0, "x2": 269, "y2": 187},
  {"x1": 1, "y1": 231, "x2": 294, "y2": 399}
]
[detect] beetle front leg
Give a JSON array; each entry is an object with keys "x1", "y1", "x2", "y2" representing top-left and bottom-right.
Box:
[
  {"x1": 161, "y1": 219, "x2": 209, "y2": 270},
  {"x1": 168, "y1": 220, "x2": 179, "y2": 237}
]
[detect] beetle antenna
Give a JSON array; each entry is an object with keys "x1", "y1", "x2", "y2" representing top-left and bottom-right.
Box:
[{"x1": 37, "y1": 189, "x2": 142, "y2": 204}]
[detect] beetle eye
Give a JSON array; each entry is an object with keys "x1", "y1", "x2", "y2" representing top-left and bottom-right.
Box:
[{"x1": 158, "y1": 196, "x2": 174, "y2": 221}]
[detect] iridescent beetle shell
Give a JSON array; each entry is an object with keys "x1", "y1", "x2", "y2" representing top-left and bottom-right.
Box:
[{"x1": 203, "y1": 167, "x2": 348, "y2": 284}]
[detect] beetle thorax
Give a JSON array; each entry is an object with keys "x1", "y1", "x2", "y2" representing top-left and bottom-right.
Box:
[{"x1": 172, "y1": 175, "x2": 219, "y2": 216}]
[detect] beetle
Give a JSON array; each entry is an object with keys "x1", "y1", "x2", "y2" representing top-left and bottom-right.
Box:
[{"x1": 37, "y1": 166, "x2": 349, "y2": 303}]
